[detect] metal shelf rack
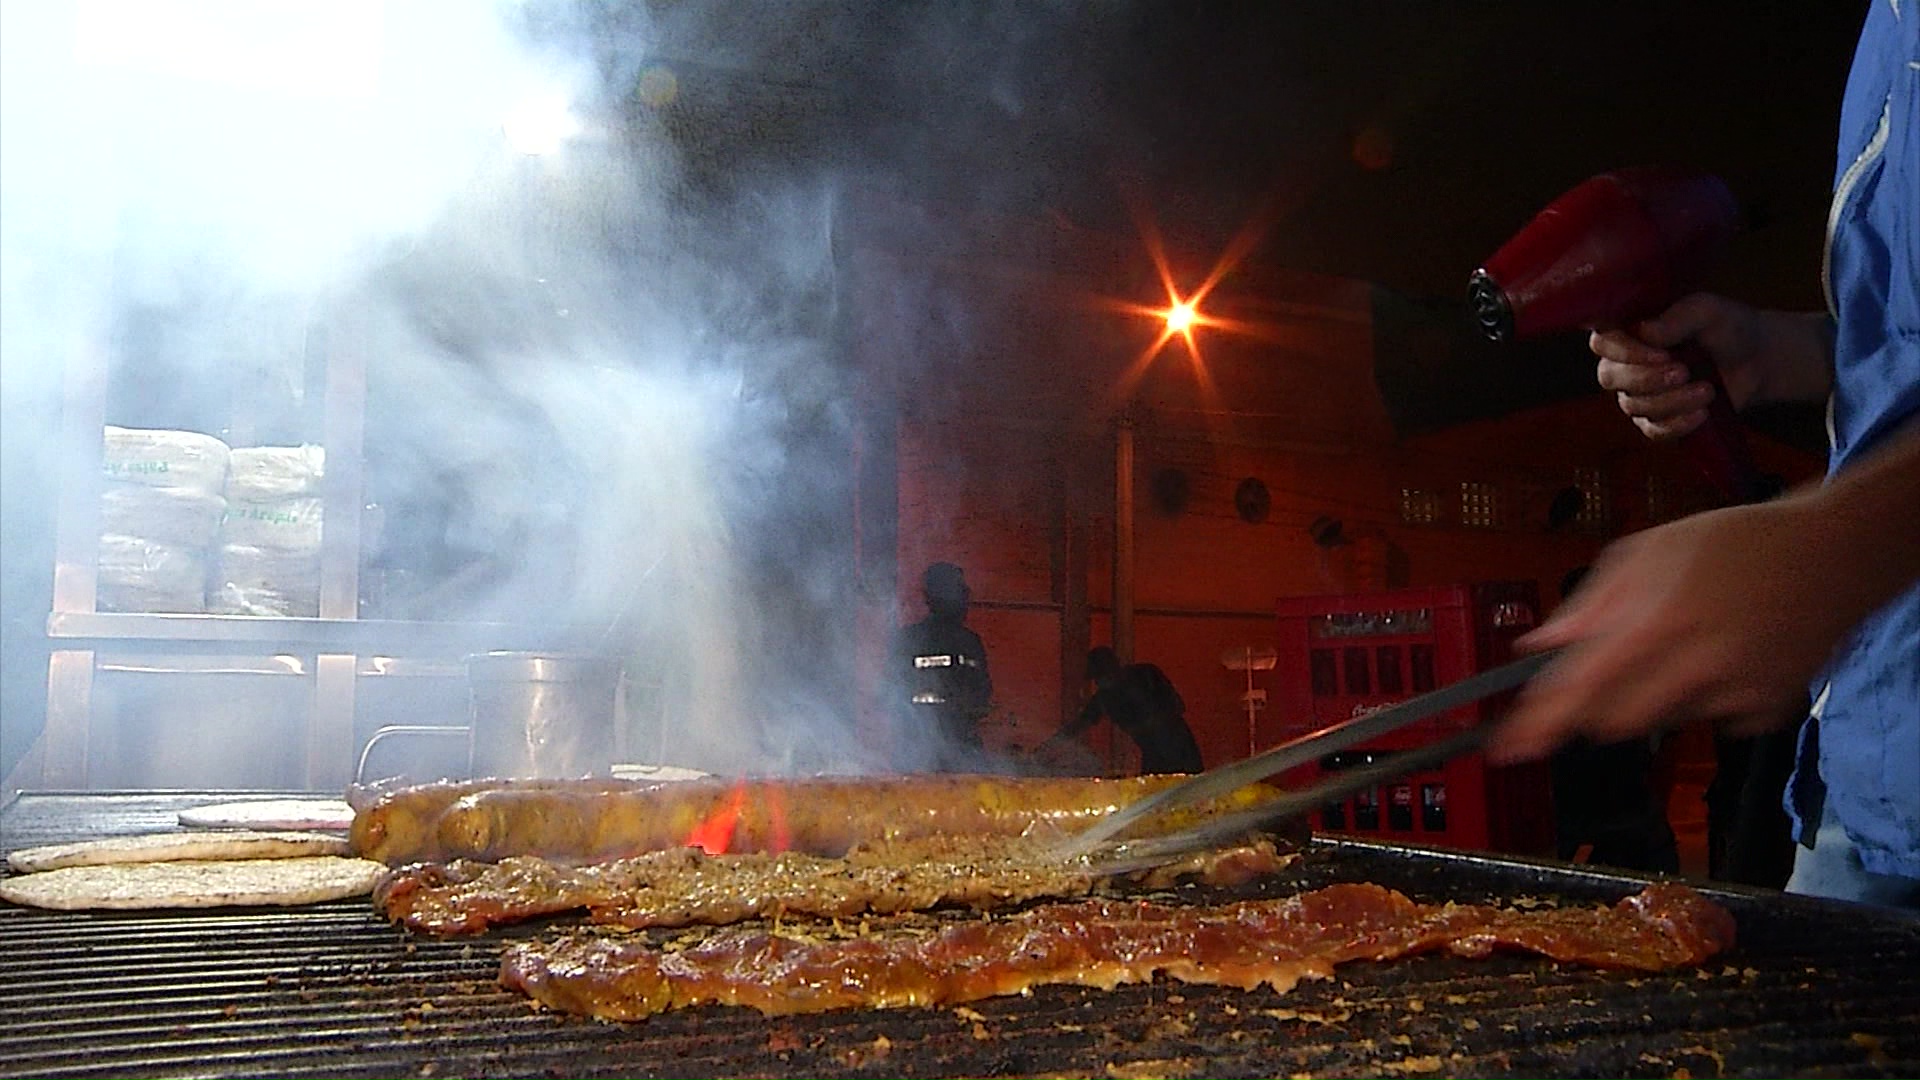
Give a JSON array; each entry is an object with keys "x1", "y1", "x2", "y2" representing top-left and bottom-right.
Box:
[{"x1": 28, "y1": 311, "x2": 585, "y2": 791}]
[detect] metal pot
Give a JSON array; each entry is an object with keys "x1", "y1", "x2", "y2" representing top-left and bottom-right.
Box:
[
  {"x1": 354, "y1": 651, "x2": 623, "y2": 782},
  {"x1": 466, "y1": 651, "x2": 622, "y2": 778}
]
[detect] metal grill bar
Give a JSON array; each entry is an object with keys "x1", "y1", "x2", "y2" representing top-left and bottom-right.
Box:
[
  {"x1": 4, "y1": 892, "x2": 1917, "y2": 1080},
  {"x1": 3, "y1": 793, "x2": 1918, "y2": 1078}
]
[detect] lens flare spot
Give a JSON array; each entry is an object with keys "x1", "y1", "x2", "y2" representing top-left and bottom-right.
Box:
[
  {"x1": 1352, "y1": 125, "x2": 1394, "y2": 171},
  {"x1": 635, "y1": 66, "x2": 678, "y2": 109}
]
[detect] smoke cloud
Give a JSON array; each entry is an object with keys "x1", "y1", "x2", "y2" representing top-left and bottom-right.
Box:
[{"x1": 1, "y1": 0, "x2": 1139, "y2": 786}]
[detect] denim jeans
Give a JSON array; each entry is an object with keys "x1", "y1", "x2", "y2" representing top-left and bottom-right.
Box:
[{"x1": 1784, "y1": 794, "x2": 1920, "y2": 909}]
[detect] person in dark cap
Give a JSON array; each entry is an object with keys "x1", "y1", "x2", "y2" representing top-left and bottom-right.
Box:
[
  {"x1": 1038, "y1": 646, "x2": 1204, "y2": 775},
  {"x1": 894, "y1": 562, "x2": 993, "y2": 772}
]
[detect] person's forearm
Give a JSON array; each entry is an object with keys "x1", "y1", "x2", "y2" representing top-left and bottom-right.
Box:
[
  {"x1": 1787, "y1": 421, "x2": 1920, "y2": 627},
  {"x1": 1039, "y1": 724, "x2": 1083, "y2": 751},
  {"x1": 1052, "y1": 705, "x2": 1101, "y2": 743},
  {"x1": 1750, "y1": 311, "x2": 1836, "y2": 407}
]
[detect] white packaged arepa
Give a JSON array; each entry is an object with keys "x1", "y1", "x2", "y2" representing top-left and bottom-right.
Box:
[
  {"x1": 226, "y1": 445, "x2": 325, "y2": 502},
  {"x1": 100, "y1": 483, "x2": 227, "y2": 549},
  {"x1": 210, "y1": 543, "x2": 321, "y2": 616},
  {"x1": 220, "y1": 496, "x2": 323, "y2": 552},
  {"x1": 209, "y1": 582, "x2": 320, "y2": 617},
  {"x1": 215, "y1": 543, "x2": 321, "y2": 590},
  {"x1": 103, "y1": 426, "x2": 230, "y2": 497},
  {"x1": 97, "y1": 534, "x2": 208, "y2": 613}
]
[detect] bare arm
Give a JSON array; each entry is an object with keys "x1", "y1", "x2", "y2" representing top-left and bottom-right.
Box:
[
  {"x1": 1042, "y1": 694, "x2": 1105, "y2": 748},
  {"x1": 1490, "y1": 421, "x2": 1920, "y2": 763}
]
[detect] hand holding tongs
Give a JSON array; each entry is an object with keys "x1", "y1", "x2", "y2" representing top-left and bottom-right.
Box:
[{"x1": 1053, "y1": 649, "x2": 1559, "y2": 873}]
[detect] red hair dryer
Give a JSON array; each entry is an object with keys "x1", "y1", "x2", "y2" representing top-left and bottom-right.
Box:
[{"x1": 1468, "y1": 167, "x2": 1769, "y2": 505}]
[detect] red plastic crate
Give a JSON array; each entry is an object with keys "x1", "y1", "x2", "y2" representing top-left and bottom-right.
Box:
[{"x1": 1273, "y1": 583, "x2": 1554, "y2": 855}]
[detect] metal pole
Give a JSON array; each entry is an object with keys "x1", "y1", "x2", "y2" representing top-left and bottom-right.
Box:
[
  {"x1": 1245, "y1": 647, "x2": 1258, "y2": 759},
  {"x1": 42, "y1": 328, "x2": 109, "y2": 786},
  {"x1": 1113, "y1": 413, "x2": 1135, "y2": 666},
  {"x1": 1053, "y1": 449, "x2": 1090, "y2": 744},
  {"x1": 308, "y1": 296, "x2": 366, "y2": 791}
]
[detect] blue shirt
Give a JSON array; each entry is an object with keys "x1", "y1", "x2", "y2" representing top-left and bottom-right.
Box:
[{"x1": 1787, "y1": 0, "x2": 1920, "y2": 880}]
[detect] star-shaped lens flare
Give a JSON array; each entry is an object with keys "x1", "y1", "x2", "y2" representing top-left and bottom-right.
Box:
[
  {"x1": 1163, "y1": 301, "x2": 1198, "y2": 334},
  {"x1": 1095, "y1": 194, "x2": 1284, "y2": 411}
]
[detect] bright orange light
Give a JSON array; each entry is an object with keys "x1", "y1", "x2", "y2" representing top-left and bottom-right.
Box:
[
  {"x1": 1102, "y1": 282, "x2": 1220, "y2": 407},
  {"x1": 1093, "y1": 191, "x2": 1288, "y2": 417}
]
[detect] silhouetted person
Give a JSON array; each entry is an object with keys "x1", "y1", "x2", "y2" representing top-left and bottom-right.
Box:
[
  {"x1": 1040, "y1": 646, "x2": 1204, "y2": 775},
  {"x1": 1547, "y1": 566, "x2": 1681, "y2": 873},
  {"x1": 894, "y1": 562, "x2": 992, "y2": 772}
]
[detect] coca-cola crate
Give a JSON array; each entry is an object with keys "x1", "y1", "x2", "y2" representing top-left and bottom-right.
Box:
[{"x1": 1274, "y1": 583, "x2": 1553, "y2": 855}]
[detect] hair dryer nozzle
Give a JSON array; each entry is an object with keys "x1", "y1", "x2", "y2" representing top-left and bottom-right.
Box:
[
  {"x1": 1467, "y1": 268, "x2": 1515, "y2": 342},
  {"x1": 1469, "y1": 168, "x2": 1741, "y2": 341}
]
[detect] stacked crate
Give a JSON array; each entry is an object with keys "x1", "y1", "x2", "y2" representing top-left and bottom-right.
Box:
[{"x1": 1274, "y1": 582, "x2": 1554, "y2": 855}]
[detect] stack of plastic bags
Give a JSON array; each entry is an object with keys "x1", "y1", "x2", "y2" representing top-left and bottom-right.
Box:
[
  {"x1": 211, "y1": 444, "x2": 326, "y2": 616},
  {"x1": 98, "y1": 426, "x2": 232, "y2": 613}
]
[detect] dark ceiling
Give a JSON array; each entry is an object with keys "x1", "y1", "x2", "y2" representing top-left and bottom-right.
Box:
[{"x1": 548, "y1": 0, "x2": 1870, "y2": 308}]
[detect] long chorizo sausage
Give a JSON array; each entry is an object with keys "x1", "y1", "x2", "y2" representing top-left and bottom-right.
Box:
[{"x1": 351, "y1": 775, "x2": 1282, "y2": 866}]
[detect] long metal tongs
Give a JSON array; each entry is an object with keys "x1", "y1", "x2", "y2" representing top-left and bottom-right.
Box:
[{"x1": 1054, "y1": 648, "x2": 1559, "y2": 873}]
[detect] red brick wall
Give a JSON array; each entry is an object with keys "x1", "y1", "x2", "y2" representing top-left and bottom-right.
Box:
[
  {"x1": 887, "y1": 391, "x2": 1821, "y2": 773},
  {"x1": 855, "y1": 212, "x2": 1824, "y2": 772}
]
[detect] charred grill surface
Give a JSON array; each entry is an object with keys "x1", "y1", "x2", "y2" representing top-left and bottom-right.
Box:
[{"x1": 3, "y1": 792, "x2": 1917, "y2": 1078}]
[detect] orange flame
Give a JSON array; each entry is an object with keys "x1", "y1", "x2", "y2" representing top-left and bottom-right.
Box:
[
  {"x1": 682, "y1": 780, "x2": 795, "y2": 855},
  {"x1": 685, "y1": 782, "x2": 747, "y2": 854}
]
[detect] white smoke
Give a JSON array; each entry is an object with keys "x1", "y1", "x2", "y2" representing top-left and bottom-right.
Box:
[
  {"x1": 2, "y1": 0, "x2": 1137, "y2": 786},
  {"x1": 0, "y1": 0, "x2": 846, "y2": 781}
]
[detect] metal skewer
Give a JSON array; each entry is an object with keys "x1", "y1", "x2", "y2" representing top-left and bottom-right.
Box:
[{"x1": 1054, "y1": 648, "x2": 1558, "y2": 864}]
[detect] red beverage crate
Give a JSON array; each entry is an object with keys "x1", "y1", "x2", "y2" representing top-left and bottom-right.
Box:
[{"x1": 1273, "y1": 583, "x2": 1554, "y2": 855}]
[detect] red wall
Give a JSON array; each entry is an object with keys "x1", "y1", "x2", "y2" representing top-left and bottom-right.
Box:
[
  {"x1": 889, "y1": 392, "x2": 1820, "y2": 776},
  {"x1": 853, "y1": 208, "x2": 1823, "y2": 774}
]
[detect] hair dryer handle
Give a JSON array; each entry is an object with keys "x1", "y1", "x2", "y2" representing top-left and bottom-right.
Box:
[{"x1": 1672, "y1": 341, "x2": 1772, "y2": 505}]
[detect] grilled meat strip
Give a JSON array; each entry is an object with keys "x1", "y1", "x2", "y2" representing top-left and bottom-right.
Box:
[
  {"x1": 376, "y1": 834, "x2": 1295, "y2": 935},
  {"x1": 351, "y1": 775, "x2": 1290, "y2": 866},
  {"x1": 500, "y1": 882, "x2": 1737, "y2": 1021}
]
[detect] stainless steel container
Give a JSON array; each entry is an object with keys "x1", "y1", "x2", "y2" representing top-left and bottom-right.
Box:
[
  {"x1": 354, "y1": 652, "x2": 623, "y2": 783},
  {"x1": 465, "y1": 651, "x2": 622, "y2": 779}
]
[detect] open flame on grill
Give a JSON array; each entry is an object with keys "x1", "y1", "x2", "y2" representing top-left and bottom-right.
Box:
[
  {"x1": 684, "y1": 783, "x2": 745, "y2": 854},
  {"x1": 683, "y1": 781, "x2": 793, "y2": 855}
]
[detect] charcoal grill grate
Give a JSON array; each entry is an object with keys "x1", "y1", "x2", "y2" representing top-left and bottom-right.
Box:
[{"x1": 2, "y1": 791, "x2": 1917, "y2": 1078}]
